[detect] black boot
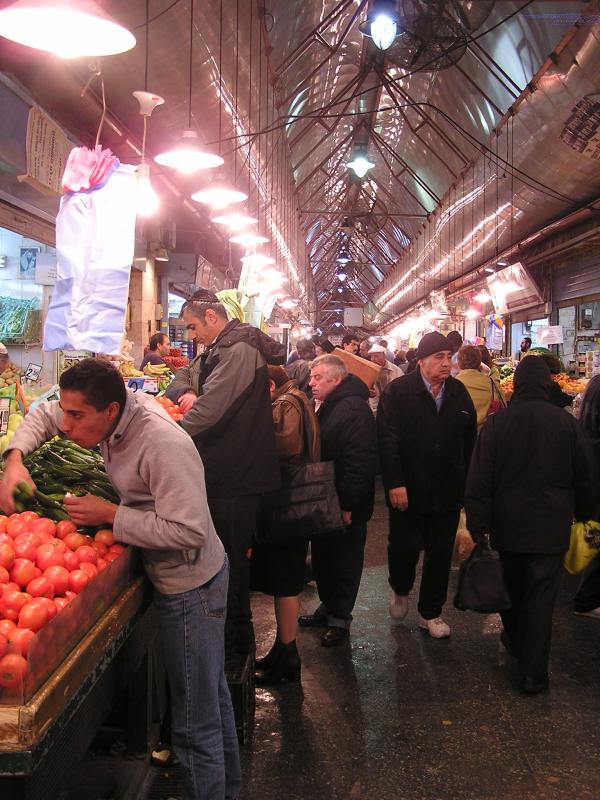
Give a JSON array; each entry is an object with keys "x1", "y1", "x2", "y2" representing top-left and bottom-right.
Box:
[
  {"x1": 255, "y1": 641, "x2": 301, "y2": 685},
  {"x1": 256, "y1": 637, "x2": 284, "y2": 671}
]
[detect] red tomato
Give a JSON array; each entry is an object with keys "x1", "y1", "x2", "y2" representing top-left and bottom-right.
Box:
[
  {"x1": 19, "y1": 511, "x2": 39, "y2": 526},
  {"x1": 55, "y1": 520, "x2": 77, "y2": 540},
  {"x1": 0, "y1": 619, "x2": 16, "y2": 638},
  {"x1": 63, "y1": 590, "x2": 77, "y2": 603},
  {"x1": 96, "y1": 557, "x2": 108, "y2": 572},
  {"x1": 5, "y1": 518, "x2": 29, "y2": 538},
  {"x1": 0, "y1": 634, "x2": 7, "y2": 659},
  {"x1": 62, "y1": 549, "x2": 80, "y2": 571},
  {"x1": 92, "y1": 541, "x2": 107, "y2": 558},
  {"x1": 13, "y1": 535, "x2": 39, "y2": 561},
  {"x1": 7, "y1": 627, "x2": 35, "y2": 657},
  {"x1": 68, "y1": 570, "x2": 90, "y2": 594},
  {"x1": 18, "y1": 600, "x2": 49, "y2": 632},
  {"x1": 0, "y1": 653, "x2": 27, "y2": 689},
  {"x1": 79, "y1": 561, "x2": 98, "y2": 580},
  {"x1": 64, "y1": 533, "x2": 88, "y2": 551},
  {"x1": 35, "y1": 542, "x2": 65, "y2": 571},
  {"x1": 0, "y1": 515, "x2": 7, "y2": 534},
  {"x1": 108, "y1": 544, "x2": 125, "y2": 555},
  {"x1": 95, "y1": 528, "x2": 115, "y2": 547},
  {"x1": 38, "y1": 597, "x2": 57, "y2": 621},
  {"x1": 10, "y1": 559, "x2": 38, "y2": 589},
  {"x1": 54, "y1": 597, "x2": 69, "y2": 611},
  {"x1": 43, "y1": 566, "x2": 70, "y2": 595},
  {"x1": 26, "y1": 577, "x2": 55, "y2": 599},
  {"x1": 31, "y1": 518, "x2": 56, "y2": 537},
  {"x1": 36, "y1": 531, "x2": 55, "y2": 544},
  {"x1": 104, "y1": 552, "x2": 120, "y2": 564},
  {"x1": 76, "y1": 545, "x2": 97, "y2": 565},
  {"x1": 0, "y1": 533, "x2": 14, "y2": 547},
  {"x1": 0, "y1": 544, "x2": 15, "y2": 570},
  {"x1": 0, "y1": 566, "x2": 9, "y2": 584}
]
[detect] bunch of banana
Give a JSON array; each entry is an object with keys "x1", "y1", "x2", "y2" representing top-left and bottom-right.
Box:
[
  {"x1": 216, "y1": 289, "x2": 245, "y2": 322},
  {"x1": 144, "y1": 362, "x2": 172, "y2": 377},
  {"x1": 121, "y1": 361, "x2": 144, "y2": 377}
]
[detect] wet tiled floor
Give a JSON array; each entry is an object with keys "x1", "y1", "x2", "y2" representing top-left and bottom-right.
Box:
[{"x1": 243, "y1": 490, "x2": 600, "y2": 800}]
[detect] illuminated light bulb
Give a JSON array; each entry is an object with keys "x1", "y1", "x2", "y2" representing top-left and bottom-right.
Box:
[
  {"x1": 211, "y1": 212, "x2": 258, "y2": 230},
  {"x1": 155, "y1": 129, "x2": 223, "y2": 174},
  {"x1": 241, "y1": 253, "x2": 275, "y2": 269},
  {"x1": 229, "y1": 232, "x2": 269, "y2": 247},
  {"x1": 0, "y1": 0, "x2": 136, "y2": 58},
  {"x1": 473, "y1": 290, "x2": 492, "y2": 303},
  {"x1": 192, "y1": 182, "x2": 248, "y2": 209},
  {"x1": 370, "y1": 13, "x2": 397, "y2": 50},
  {"x1": 465, "y1": 308, "x2": 482, "y2": 319},
  {"x1": 136, "y1": 163, "x2": 159, "y2": 217},
  {"x1": 347, "y1": 154, "x2": 375, "y2": 178}
]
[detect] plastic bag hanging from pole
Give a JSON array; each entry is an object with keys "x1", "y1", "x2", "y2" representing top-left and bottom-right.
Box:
[{"x1": 43, "y1": 147, "x2": 137, "y2": 354}]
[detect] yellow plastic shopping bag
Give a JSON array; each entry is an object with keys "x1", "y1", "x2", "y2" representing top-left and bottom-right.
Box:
[{"x1": 564, "y1": 520, "x2": 600, "y2": 575}]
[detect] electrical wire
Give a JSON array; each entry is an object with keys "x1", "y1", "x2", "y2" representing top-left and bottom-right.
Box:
[{"x1": 132, "y1": 0, "x2": 182, "y2": 30}]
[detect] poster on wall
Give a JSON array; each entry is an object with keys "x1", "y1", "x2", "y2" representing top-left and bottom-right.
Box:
[
  {"x1": 17, "y1": 106, "x2": 72, "y2": 195},
  {"x1": 19, "y1": 247, "x2": 39, "y2": 279},
  {"x1": 537, "y1": 325, "x2": 564, "y2": 346}
]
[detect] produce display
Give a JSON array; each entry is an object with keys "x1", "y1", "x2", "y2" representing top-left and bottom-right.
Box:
[
  {"x1": 17, "y1": 438, "x2": 119, "y2": 521},
  {"x1": 0, "y1": 412, "x2": 24, "y2": 455},
  {"x1": 499, "y1": 372, "x2": 587, "y2": 400},
  {"x1": 0, "y1": 297, "x2": 40, "y2": 344},
  {"x1": 0, "y1": 361, "x2": 22, "y2": 389},
  {"x1": 163, "y1": 347, "x2": 189, "y2": 371},
  {"x1": 154, "y1": 395, "x2": 184, "y2": 421},
  {"x1": 120, "y1": 361, "x2": 145, "y2": 378},
  {"x1": 0, "y1": 508, "x2": 126, "y2": 696}
]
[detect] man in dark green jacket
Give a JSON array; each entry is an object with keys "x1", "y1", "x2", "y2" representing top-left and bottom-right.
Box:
[{"x1": 378, "y1": 332, "x2": 477, "y2": 639}]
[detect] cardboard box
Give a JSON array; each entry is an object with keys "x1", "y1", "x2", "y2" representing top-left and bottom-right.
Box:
[{"x1": 333, "y1": 347, "x2": 381, "y2": 389}]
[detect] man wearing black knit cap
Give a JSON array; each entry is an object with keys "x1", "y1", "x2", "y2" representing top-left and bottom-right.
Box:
[{"x1": 378, "y1": 331, "x2": 477, "y2": 638}]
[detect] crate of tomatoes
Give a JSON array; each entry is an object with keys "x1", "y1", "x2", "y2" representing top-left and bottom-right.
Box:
[
  {"x1": 154, "y1": 395, "x2": 184, "y2": 422},
  {"x1": 0, "y1": 511, "x2": 133, "y2": 705}
]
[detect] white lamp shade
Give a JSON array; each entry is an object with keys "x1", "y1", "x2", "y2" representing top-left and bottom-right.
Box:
[
  {"x1": 370, "y1": 14, "x2": 397, "y2": 50},
  {"x1": 136, "y1": 163, "x2": 159, "y2": 217},
  {"x1": 229, "y1": 232, "x2": 269, "y2": 247},
  {"x1": 155, "y1": 130, "x2": 223, "y2": 174},
  {"x1": 192, "y1": 182, "x2": 248, "y2": 209},
  {"x1": 0, "y1": 0, "x2": 136, "y2": 58},
  {"x1": 211, "y1": 213, "x2": 258, "y2": 229}
]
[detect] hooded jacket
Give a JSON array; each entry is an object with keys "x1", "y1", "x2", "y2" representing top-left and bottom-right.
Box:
[
  {"x1": 6, "y1": 392, "x2": 224, "y2": 595},
  {"x1": 167, "y1": 320, "x2": 284, "y2": 497},
  {"x1": 465, "y1": 356, "x2": 595, "y2": 553},
  {"x1": 378, "y1": 369, "x2": 477, "y2": 513},
  {"x1": 317, "y1": 375, "x2": 377, "y2": 522}
]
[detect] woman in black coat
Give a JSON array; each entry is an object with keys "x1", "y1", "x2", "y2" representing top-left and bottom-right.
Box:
[
  {"x1": 465, "y1": 356, "x2": 594, "y2": 694},
  {"x1": 574, "y1": 375, "x2": 600, "y2": 617}
]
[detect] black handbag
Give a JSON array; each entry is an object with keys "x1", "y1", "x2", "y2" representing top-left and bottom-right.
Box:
[
  {"x1": 454, "y1": 535, "x2": 511, "y2": 613},
  {"x1": 259, "y1": 460, "x2": 344, "y2": 547}
]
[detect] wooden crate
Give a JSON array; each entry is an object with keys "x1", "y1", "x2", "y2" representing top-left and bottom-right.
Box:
[
  {"x1": 333, "y1": 347, "x2": 381, "y2": 389},
  {"x1": 0, "y1": 579, "x2": 147, "y2": 753}
]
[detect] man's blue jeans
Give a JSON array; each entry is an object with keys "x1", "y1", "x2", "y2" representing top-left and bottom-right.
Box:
[{"x1": 154, "y1": 557, "x2": 241, "y2": 800}]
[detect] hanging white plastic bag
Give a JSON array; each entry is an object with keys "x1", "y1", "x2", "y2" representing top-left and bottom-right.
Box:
[{"x1": 44, "y1": 151, "x2": 137, "y2": 354}]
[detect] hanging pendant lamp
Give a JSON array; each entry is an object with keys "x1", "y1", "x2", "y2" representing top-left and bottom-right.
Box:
[
  {"x1": 0, "y1": 0, "x2": 135, "y2": 58},
  {"x1": 192, "y1": 180, "x2": 248, "y2": 209},
  {"x1": 229, "y1": 232, "x2": 269, "y2": 247},
  {"x1": 154, "y1": 0, "x2": 222, "y2": 174},
  {"x1": 211, "y1": 212, "x2": 258, "y2": 230}
]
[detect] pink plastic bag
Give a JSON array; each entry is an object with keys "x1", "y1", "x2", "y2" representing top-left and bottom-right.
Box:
[{"x1": 62, "y1": 145, "x2": 119, "y2": 192}]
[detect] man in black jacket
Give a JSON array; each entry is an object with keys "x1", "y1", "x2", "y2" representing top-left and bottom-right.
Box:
[
  {"x1": 167, "y1": 294, "x2": 284, "y2": 658},
  {"x1": 378, "y1": 332, "x2": 477, "y2": 638},
  {"x1": 465, "y1": 356, "x2": 594, "y2": 693},
  {"x1": 299, "y1": 355, "x2": 377, "y2": 646}
]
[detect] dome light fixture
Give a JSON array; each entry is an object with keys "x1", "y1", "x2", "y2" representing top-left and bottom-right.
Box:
[
  {"x1": 336, "y1": 250, "x2": 351, "y2": 266},
  {"x1": 192, "y1": 179, "x2": 248, "y2": 209},
  {"x1": 359, "y1": 0, "x2": 399, "y2": 51},
  {"x1": 155, "y1": 130, "x2": 223, "y2": 174},
  {"x1": 473, "y1": 290, "x2": 492, "y2": 304},
  {"x1": 211, "y1": 212, "x2": 258, "y2": 230},
  {"x1": 465, "y1": 307, "x2": 482, "y2": 319},
  {"x1": 229, "y1": 232, "x2": 269, "y2": 247},
  {"x1": 0, "y1": 0, "x2": 136, "y2": 58},
  {"x1": 347, "y1": 153, "x2": 375, "y2": 179}
]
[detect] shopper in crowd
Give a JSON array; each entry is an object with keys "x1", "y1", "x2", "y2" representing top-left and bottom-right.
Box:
[
  {"x1": 538, "y1": 353, "x2": 573, "y2": 408},
  {"x1": 405, "y1": 347, "x2": 418, "y2": 374},
  {"x1": 446, "y1": 330, "x2": 463, "y2": 376},
  {"x1": 378, "y1": 339, "x2": 395, "y2": 364},
  {"x1": 378, "y1": 332, "x2": 477, "y2": 638},
  {"x1": 477, "y1": 345, "x2": 499, "y2": 379},
  {"x1": 0, "y1": 359, "x2": 241, "y2": 800},
  {"x1": 314, "y1": 338, "x2": 335, "y2": 356},
  {"x1": 368, "y1": 343, "x2": 403, "y2": 415},
  {"x1": 394, "y1": 350, "x2": 408, "y2": 373},
  {"x1": 300, "y1": 355, "x2": 377, "y2": 646},
  {"x1": 573, "y1": 375, "x2": 600, "y2": 618},
  {"x1": 465, "y1": 356, "x2": 594, "y2": 694},
  {"x1": 167, "y1": 291, "x2": 284, "y2": 660},
  {"x1": 456, "y1": 345, "x2": 506, "y2": 432},
  {"x1": 341, "y1": 333, "x2": 360, "y2": 355},
  {"x1": 252, "y1": 366, "x2": 320, "y2": 684},
  {"x1": 139, "y1": 332, "x2": 170, "y2": 371},
  {"x1": 285, "y1": 338, "x2": 315, "y2": 395},
  {"x1": 359, "y1": 339, "x2": 372, "y2": 359},
  {"x1": 520, "y1": 336, "x2": 532, "y2": 358}
]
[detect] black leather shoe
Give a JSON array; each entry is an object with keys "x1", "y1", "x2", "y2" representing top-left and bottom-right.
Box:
[
  {"x1": 321, "y1": 627, "x2": 349, "y2": 647},
  {"x1": 521, "y1": 674, "x2": 549, "y2": 694},
  {"x1": 298, "y1": 614, "x2": 327, "y2": 628}
]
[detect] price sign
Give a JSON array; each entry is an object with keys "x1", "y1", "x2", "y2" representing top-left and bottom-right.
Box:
[
  {"x1": 0, "y1": 398, "x2": 10, "y2": 436},
  {"x1": 23, "y1": 362, "x2": 42, "y2": 383},
  {"x1": 126, "y1": 377, "x2": 159, "y2": 394}
]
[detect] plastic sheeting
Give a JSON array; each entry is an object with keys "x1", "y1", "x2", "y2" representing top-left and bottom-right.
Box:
[{"x1": 43, "y1": 158, "x2": 137, "y2": 354}]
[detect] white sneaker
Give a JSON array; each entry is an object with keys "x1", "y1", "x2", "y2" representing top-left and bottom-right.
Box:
[
  {"x1": 389, "y1": 592, "x2": 408, "y2": 620},
  {"x1": 575, "y1": 607, "x2": 600, "y2": 619},
  {"x1": 418, "y1": 615, "x2": 450, "y2": 638}
]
